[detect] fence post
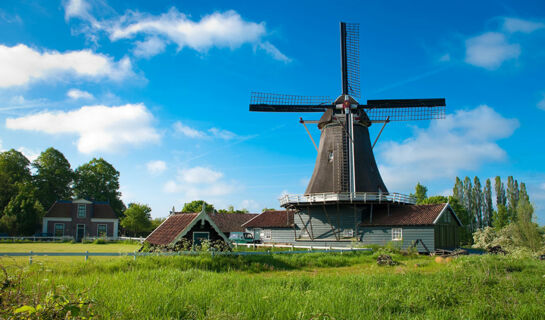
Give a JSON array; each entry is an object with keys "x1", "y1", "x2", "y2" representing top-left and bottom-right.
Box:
[
  {"x1": 309, "y1": 246, "x2": 312, "y2": 252},
  {"x1": 85, "y1": 251, "x2": 88, "y2": 262},
  {"x1": 133, "y1": 252, "x2": 136, "y2": 261},
  {"x1": 271, "y1": 243, "x2": 275, "y2": 251},
  {"x1": 29, "y1": 251, "x2": 32, "y2": 265},
  {"x1": 291, "y1": 244, "x2": 294, "y2": 251}
]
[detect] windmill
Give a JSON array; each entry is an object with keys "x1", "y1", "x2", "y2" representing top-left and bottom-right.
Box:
[{"x1": 249, "y1": 22, "x2": 446, "y2": 242}]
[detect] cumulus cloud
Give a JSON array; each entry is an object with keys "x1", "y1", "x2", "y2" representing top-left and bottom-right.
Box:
[
  {"x1": 67, "y1": 88, "x2": 94, "y2": 100},
  {"x1": 502, "y1": 17, "x2": 545, "y2": 34},
  {"x1": 5, "y1": 103, "x2": 160, "y2": 153},
  {"x1": 64, "y1": 1, "x2": 289, "y2": 61},
  {"x1": 173, "y1": 121, "x2": 238, "y2": 140},
  {"x1": 146, "y1": 160, "x2": 167, "y2": 175},
  {"x1": 163, "y1": 166, "x2": 236, "y2": 201},
  {"x1": 377, "y1": 105, "x2": 519, "y2": 191},
  {"x1": 465, "y1": 32, "x2": 520, "y2": 70},
  {"x1": 0, "y1": 44, "x2": 133, "y2": 88}
]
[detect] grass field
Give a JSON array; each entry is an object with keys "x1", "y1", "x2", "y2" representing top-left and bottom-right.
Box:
[{"x1": 1, "y1": 242, "x2": 544, "y2": 319}]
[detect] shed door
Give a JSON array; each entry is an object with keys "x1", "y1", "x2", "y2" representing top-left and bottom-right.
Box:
[{"x1": 193, "y1": 232, "x2": 210, "y2": 246}]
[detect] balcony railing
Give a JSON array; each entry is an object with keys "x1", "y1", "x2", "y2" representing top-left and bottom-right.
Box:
[{"x1": 279, "y1": 192, "x2": 416, "y2": 206}]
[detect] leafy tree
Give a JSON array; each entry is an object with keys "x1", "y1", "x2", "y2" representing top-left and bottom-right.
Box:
[
  {"x1": 506, "y1": 176, "x2": 519, "y2": 221},
  {"x1": 0, "y1": 150, "x2": 31, "y2": 212},
  {"x1": 519, "y1": 182, "x2": 529, "y2": 202},
  {"x1": 420, "y1": 195, "x2": 448, "y2": 205},
  {"x1": 217, "y1": 205, "x2": 249, "y2": 214},
  {"x1": 181, "y1": 200, "x2": 214, "y2": 213},
  {"x1": 513, "y1": 196, "x2": 541, "y2": 251},
  {"x1": 452, "y1": 177, "x2": 463, "y2": 203},
  {"x1": 483, "y1": 179, "x2": 493, "y2": 227},
  {"x1": 472, "y1": 177, "x2": 483, "y2": 229},
  {"x1": 493, "y1": 204, "x2": 509, "y2": 229},
  {"x1": 463, "y1": 177, "x2": 474, "y2": 232},
  {"x1": 262, "y1": 208, "x2": 277, "y2": 212},
  {"x1": 151, "y1": 217, "x2": 166, "y2": 230},
  {"x1": 494, "y1": 176, "x2": 506, "y2": 208},
  {"x1": 2, "y1": 182, "x2": 44, "y2": 235},
  {"x1": 412, "y1": 182, "x2": 428, "y2": 204},
  {"x1": 32, "y1": 148, "x2": 73, "y2": 210},
  {"x1": 73, "y1": 158, "x2": 125, "y2": 216},
  {"x1": 121, "y1": 203, "x2": 153, "y2": 237}
]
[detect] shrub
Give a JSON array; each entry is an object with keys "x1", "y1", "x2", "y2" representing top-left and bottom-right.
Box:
[{"x1": 92, "y1": 238, "x2": 106, "y2": 244}]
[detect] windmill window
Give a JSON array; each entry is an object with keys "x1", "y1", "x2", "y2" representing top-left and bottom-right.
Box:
[
  {"x1": 77, "y1": 204, "x2": 86, "y2": 218},
  {"x1": 392, "y1": 228, "x2": 402, "y2": 241},
  {"x1": 328, "y1": 151, "x2": 334, "y2": 162}
]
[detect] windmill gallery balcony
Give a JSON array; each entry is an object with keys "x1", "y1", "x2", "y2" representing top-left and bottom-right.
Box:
[{"x1": 279, "y1": 192, "x2": 416, "y2": 207}]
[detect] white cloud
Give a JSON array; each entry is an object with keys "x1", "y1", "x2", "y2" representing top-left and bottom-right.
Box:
[
  {"x1": 377, "y1": 105, "x2": 519, "y2": 191},
  {"x1": 0, "y1": 44, "x2": 133, "y2": 88},
  {"x1": 5, "y1": 103, "x2": 160, "y2": 153},
  {"x1": 503, "y1": 17, "x2": 545, "y2": 34},
  {"x1": 17, "y1": 147, "x2": 39, "y2": 162},
  {"x1": 133, "y1": 37, "x2": 167, "y2": 58},
  {"x1": 67, "y1": 88, "x2": 94, "y2": 100},
  {"x1": 173, "y1": 121, "x2": 207, "y2": 138},
  {"x1": 173, "y1": 121, "x2": 238, "y2": 140},
  {"x1": 146, "y1": 160, "x2": 167, "y2": 175},
  {"x1": 240, "y1": 199, "x2": 260, "y2": 212},
  {"x1": 538, "y1": 95, "x2": 545, "y2": 111},
  {"x1": 465, "y1": 32, "x2": 520, "y2": 70},
  {"x1": 179, "y1": 166, "x2": 223, "y2": 184},
  {"x1": 65, "y1": 2, "x2": 289, "y2": 61},
  {"x1": 163, "y1": 166, "x2": 236, "y2": 201}
]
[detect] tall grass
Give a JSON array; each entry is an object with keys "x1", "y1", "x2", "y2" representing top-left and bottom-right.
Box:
[{"x1": 2, "y1": 253, "x2": 544, "y2": 319}]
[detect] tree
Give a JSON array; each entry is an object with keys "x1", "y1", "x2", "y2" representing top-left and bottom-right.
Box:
[
  {"x1": 0, "y1": 149, "x2": 31, "y2": 212},
  {"x1": 463, "y1": 177, "x2": 475, "y2": 232},
  {"x1": 420, "y1": 195, "x2": 448, "y2": 204},
  {"x1": 73, "y1": 158, "x2": 125, "y2": 216},
  {"x1": 519, "y1": 182, "x2": 529, "y2": 202},
  {"x1": 483, "y1": 179, "x2": 493, "y2": 227},
  {"x1": 121, "y1": 203, "x2": 153, "y2": 237},
  {"x1": 217, "y1": 205, "x2": 249, "y2": 214},
  {"x1": 2, "y1": 182, "x2": 44, "y2": 235},
  {"x1": 32, "y1": 148, "x2": 73, "y2": 210},
  {"x1": 452, "y1": 177, "x2": 463, "y2": 203},
  {"x1": 472, "y1": 177, "x2": 483, "y2": 229},
  {"x1": 181, "y1": 200, "x2": 214, "y2": 213},
  {"x1": 506, "y1": 176, "x2": 519, "y2": 222},
  {"x1": 513, "y1": 196, "x2": 541, "y2": 251},
  {"x1": 494, "y1": 176, "x2": 506, "y2": 208},
  {"x1": 151, "y1": 217, "x2": 166, "y2": 230},
  {"x1": 493, "y1": 204, "x2": 509, "y2": 229},
  {"x1": 262, "y1": 208, "x2": 277, "y2": 212},
  {"x1": 413, "y1": 182, "x2": 428, "y2": 204}
]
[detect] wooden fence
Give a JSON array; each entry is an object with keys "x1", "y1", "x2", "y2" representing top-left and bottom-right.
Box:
[{"x1": 0, "y1": 247, "x2": 371, "y2": 264}]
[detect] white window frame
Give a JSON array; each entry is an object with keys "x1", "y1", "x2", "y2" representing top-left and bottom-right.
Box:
[
  {"x1": 77, "y1": 204, "x2": 86, "y2": 218},
  {"x1": 54, "y1": 223, "x2": 64, "y2": 237},
  {"x1": 97, "y1": 224, "x2": 107, "y2": 237},
  {"x1": 261, "y1": 229, "x2": 272, "y2": 240},
  {"x1": 192, "y1": 231, "x2": 210, "y2": 242},
  {"x1": 392, "y1": 228, "x2": 403, "y2": 241}
]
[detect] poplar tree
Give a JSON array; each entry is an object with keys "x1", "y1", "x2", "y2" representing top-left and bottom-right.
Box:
[
  {"x1": 483, "y1": 179, "x2": 494, "y2": 227},
  {"x1": 463, "y1": 177, "x2": 474, "y2": 232},
  {"x1": 506, "y1": 176, "x2": 519, "y2": 222},
  {"x1": 472, "y1": 177, "x2": 483, "y2": 229},
  {"x1": 494, "y1": 176, "x2": 506, "y2": 208}
]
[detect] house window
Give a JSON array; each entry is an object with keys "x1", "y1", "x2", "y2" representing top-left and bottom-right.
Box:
[
  {"x1": 54, "y1": 223, "x2": 64, "y2": 237},
  {"x1": 77, "y1": 204, "x2": 86, "y2": 218},
  {"x1": 261, "y1": 229, "x2": 272, "y2": 240},
  {"x1": 392, "y1": 228, "x2": 402, "y2": 241},
  {"x1": 342, "y1": 229, "x2": 354, "y2": 238},
  {"x1": 97, "y1": 224, "x2": 107, "y2": 237}
]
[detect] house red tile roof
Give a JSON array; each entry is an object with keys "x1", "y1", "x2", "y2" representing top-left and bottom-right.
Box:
[
  {"x1": 360, "y1": 203, "x2": 450, "y2": 226},
  {"x1": 93, "y1": 204, "x2": 117, "y2": 219},
  {"x1": 242, "y1": 211, "x2": 294, "y2": 228},
  {"x1": 45, "y1": 202, "x2": 72, "y2": 218},
  {"x1": 210, "y1": 213, "x2": 257, "y2": 233},
  {"x1": 44, "y1": 201, "x2": 118, "y2": 219},
  {"x1": 146, "y1": 213, "x2": 198, "y2": 245}
]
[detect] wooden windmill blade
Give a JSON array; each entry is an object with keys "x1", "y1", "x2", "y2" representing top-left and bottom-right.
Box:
[
  {"x1": 341, "y1": 22, "x2": 360, "y2": 98},
  {"x1": 362, "y1": 98, "x2": 446, "y2": 121},
  {"x1": 249, "y1": 92, "x2": 333, "y2": 112}
]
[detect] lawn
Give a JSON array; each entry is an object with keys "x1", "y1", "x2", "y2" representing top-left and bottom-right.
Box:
[{"x1": 1, "y1": 243, "x2": 544, "y2": 319}]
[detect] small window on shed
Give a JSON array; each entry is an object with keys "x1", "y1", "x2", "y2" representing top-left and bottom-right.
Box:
[
  {"x1": 342, "y1": 229, "x2": 354, "y2": 238},
  {"x1": 392, "y1": 228, "x2": 402, "y2": 241},
  {"x1": 77, "y1": 204, "x2": 86, "y2": 218}
]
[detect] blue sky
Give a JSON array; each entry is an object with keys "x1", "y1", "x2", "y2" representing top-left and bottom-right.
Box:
[{"x1": 0, "y1": 0, "x2": 544, "y2": 222}]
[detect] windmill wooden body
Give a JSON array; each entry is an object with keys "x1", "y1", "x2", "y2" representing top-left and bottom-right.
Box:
[{"x1": 249, "y1": 22, "x2": 446, "y2": 243}]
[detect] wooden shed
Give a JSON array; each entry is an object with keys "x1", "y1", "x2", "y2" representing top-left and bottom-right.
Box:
[
  {"x1": 145, "y1": 208, "x2": 229, "y2": 247},
  {"x1": 359, "y1": 203, "x2": 462, "y2": 252},
  {"x1": 242, "y1": 210, "x2": 295, "y2": 243}
]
